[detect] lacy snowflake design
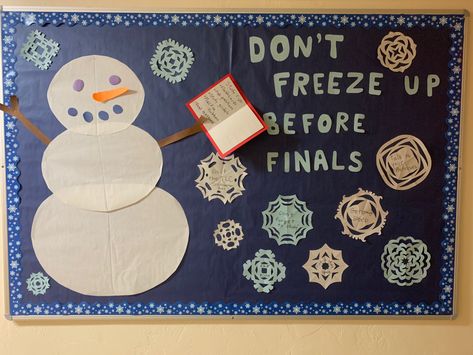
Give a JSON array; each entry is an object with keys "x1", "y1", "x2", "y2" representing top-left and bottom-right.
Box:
[
  {"x1": 150, "y1": 38, "x2": 194, "y2": 83},
  {"x1": 376, "y1": 134, "x2": 432, "y2": 191},
  {"x1": 195, "y1": 152, "x2": 247, "y2": 204},
  {"x1": 335, "y1": 188, "x2": 388, "y2": 242},
  {"x1": 377, "y1": 31, "x2": 417, "y2": 73},
  {"x1": 213, "y1": 219, "x2": 244, "y2": 250},
  {"x1": 26, "y1": 272, "x2": 50, "y2": 296},
  {"x1": 262, "y1": 195, "x2": 313, "y2": 246},
  {"x1": 302, "y1": 244, "x2": 348, "y2": 289},
  {"x1": 20, "y1": 30, "x2": 60, "y2": 70},
  {"x1": 243, "y1": 249, "x2": 286, "y2": 293},
  {"x1": 381, "y1": 236, "x2": 431, "y2": 286}
]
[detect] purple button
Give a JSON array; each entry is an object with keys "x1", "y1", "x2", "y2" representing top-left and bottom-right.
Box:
[
  {"x1": 109, "y1": 75, "x2": 121, "y2": 85},
  {"x1": 73, "y1": 79, "x2": 84, "y2": 92}
]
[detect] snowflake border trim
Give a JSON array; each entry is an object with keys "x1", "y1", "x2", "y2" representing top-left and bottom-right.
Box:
[{"x1": 2, "y1": 10, "x2": 463, "y2": 317}]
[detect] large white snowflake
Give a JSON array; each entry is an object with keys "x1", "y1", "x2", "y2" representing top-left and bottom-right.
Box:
[
  {"x1": 302, "y1": 244, "x2": 348, "y2": 289},
  {"x1": 195, "y1": 153, "x2": 247, "y2": 204}
]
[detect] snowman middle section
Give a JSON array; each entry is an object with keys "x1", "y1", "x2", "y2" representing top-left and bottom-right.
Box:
[{"x1": 32, "y1": 124, "x2": 189, "y2": 296}]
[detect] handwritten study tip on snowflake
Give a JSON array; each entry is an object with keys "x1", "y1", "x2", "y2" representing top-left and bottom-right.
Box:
[{"x1": 195, "y1": 152, "x2": 247, "y2": 204}]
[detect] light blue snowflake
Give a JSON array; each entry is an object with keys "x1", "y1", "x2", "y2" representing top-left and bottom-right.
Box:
[
  {"x1": 150, "y1": 38, "x2": 194, "y2": 84},
  {"x1": 243, "y1": 249, "x2": 286, "y2": 293},
  {"x1": 26, "y1": 272, "x2": 50, "y2": 296},
  {"x1": 381, "y1": 236, "x2": 431, "y2": 286},
  {"x1": 262, "y1": 195, "x2": 313, "y2": 245},
  {"x1": 20, "y1": 30, "x2": 59, "y2": 70}
]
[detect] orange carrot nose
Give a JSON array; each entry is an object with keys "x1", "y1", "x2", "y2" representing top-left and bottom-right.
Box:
[{"x1": 92, "y1": 87, "x2": 129, "y2": 103}]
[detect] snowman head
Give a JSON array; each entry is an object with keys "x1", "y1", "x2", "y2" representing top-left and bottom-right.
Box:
[{"x1": 47, "y1": 55, "x2": 145, "y2": 135}]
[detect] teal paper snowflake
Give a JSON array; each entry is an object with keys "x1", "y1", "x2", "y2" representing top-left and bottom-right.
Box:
[
  {"x1": 243, "y1": 249, "x2": 286, "y2": 293},
  {"x1": 20, "y1": 30, "x2": 60, "y2": 70},
  {"x1": 262, "y1": 195, "x2": 313, "y2": 246},
  {"x1": 150, "y1": 38, "x2": 194, "y2": 83},
  {"x1": 381, "y1": 236, "x2": 431, "y2": 286},
  {"x1": 26, "y1": 272, "x2": 50, "y2": 296}
]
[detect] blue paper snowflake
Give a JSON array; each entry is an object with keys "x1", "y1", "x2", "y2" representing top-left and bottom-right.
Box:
[
  {"x1": 262, "y1": 195, "x2": 313, "y2": 245},
  {"x1": 243, "y1": 249, "x2": 286, "y2": 293},
  {"x1": 381, "y1": 236, "x2": 431, "y2": 286},
  {"x1": 26, "y1": 272, "x2": 50, "y2": 296},
  {"x1": 150, "y1": 38, "x2": 194, "y2": 83},
  {"x1": 20, "y1": 30, "x2": 59, "y2": 70}
]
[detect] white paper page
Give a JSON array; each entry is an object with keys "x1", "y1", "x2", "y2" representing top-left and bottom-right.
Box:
[{"x1": 188, "y1": 76, "x2": 264, "y2": 154}]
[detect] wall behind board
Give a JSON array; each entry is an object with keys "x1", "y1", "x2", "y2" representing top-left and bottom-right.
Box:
[{"x1": 0, "y1": 0, "x2": 472, "y2": 354}]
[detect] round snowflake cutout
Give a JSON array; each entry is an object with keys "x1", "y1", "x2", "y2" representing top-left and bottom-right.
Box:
[
  {"x1": 377, "y1": 31, "x2": 417, "y2": 73},
  {"x1": 243, "y1": 249, "x2": 286, "y2": 293},
  {"x1": 150, "y1": 38, "x2": 194, "y2": 84},
  {"x1": 26, "y1": 272, "x2": 50, "y2": 296},
  {"x1": 376, "y1": 134, "x2": 432, "y2": 190},
  {"x1": 381, "y1": 236, "x2": 431, "y2": 286},
  {"x1": 213, "y1": 219, "x2": 244, "y2": 250},
  {"x1": 335, "y1": 188, "x2": 388, "y2": 242},
  {"x1": 195, "y1": 152, "x2": 247, "y2": 204},
  {"x1": 302, "y1": 244, "x2": 348, "y2": 289},
  {"x1": 262, "y1": 195, "x2": 313, "y2": 245}
]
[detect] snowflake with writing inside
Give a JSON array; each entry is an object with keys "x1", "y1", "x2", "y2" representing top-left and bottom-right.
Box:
[
  {"x1": 262, "y1": 195, "x2": 313, "y2": 245},
  {"x1": 335, "y1": 188, "x2": 388, "y2": 242},
  {"x1": 195, "y1": 152, "x2": 247, "y2": 204}
]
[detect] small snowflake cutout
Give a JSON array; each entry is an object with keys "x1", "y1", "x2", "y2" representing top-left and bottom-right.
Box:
[
  {"x1": 150, "y1": 38, "x2": 194, "y2": 83},
  {"x1": 213, "y1": 219, "x2": 244, "y2": 250},
  {"x1": 26, "y1": 272, "x2": 50, "y2": 296},
  {"x1": 20, "y1": 30, "x2": 60, "y2": 70},
  {"x1": 243, "y1": 249, "x2": 286, "y2": 293}
]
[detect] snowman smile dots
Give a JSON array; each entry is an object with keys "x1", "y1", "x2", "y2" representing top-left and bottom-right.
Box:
[{"x1": 32, "y1": 55, "x2": 189, "y2": 296}]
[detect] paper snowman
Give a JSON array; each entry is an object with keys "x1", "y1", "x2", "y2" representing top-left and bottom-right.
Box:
[{"x1": 31, "y1": 55, "x2": 189, "y2": 296}]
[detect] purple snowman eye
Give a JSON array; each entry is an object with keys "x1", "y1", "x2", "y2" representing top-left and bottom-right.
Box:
[
  {"x1": 73, "y1": 79, "x2": 84, "y2": 92},
  {"x1": 109, "y1": 75, "x2": 121, "y2": 85}
]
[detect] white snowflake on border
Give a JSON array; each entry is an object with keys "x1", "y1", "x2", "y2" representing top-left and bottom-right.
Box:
[
  {"x1": 150, "y1": 38, "x2": 194, "y2": 83},
  {"x1": 26, "y1": 272, "x2": 50, "y2": 296},
  {"x1": 195, "y1": 152, "x2": 247, "y2": 204},
  {"x1": 302, "y1": 244, "x2": 348, "y2": 289},
  {"x1": 213, "y1": 219, "x2": 244, "y2": 250}
]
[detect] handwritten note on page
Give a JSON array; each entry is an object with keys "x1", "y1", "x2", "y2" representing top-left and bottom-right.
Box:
[{"x1": 186, "y1": 74, "x2": 267, "y2": 157}]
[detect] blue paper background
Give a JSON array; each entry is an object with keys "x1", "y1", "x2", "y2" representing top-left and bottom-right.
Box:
[{"x1": 14, "y1": 22, "x2": 449, "y2": 307}]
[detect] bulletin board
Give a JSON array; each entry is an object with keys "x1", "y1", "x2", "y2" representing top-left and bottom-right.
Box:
[{"x1": 0, "y1": 8, "x2": 466, "y2": 318}]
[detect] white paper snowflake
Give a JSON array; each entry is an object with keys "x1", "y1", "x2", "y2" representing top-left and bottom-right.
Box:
[
  {"x1": 302, "y1": 244, "x2": 348, "y2": 289},
  {"x1": 195, "y1": 152, "x2": 247, "y2": 204},
  {"x1": 213, "y1": 219, "x2": 244, "y2": 250}
]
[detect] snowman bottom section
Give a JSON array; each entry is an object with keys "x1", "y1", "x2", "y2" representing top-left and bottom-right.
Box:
[{"x1": 31, "y1": 188, "x2": 189, "y2": 296}]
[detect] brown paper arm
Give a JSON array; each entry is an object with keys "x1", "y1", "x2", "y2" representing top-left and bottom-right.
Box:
[
  {"x1": 0, "y1": 96, "x2": 51, "y2": 145},
  {"x1": 158, "y1": 118, "x2": 206, "y2": 148}
]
